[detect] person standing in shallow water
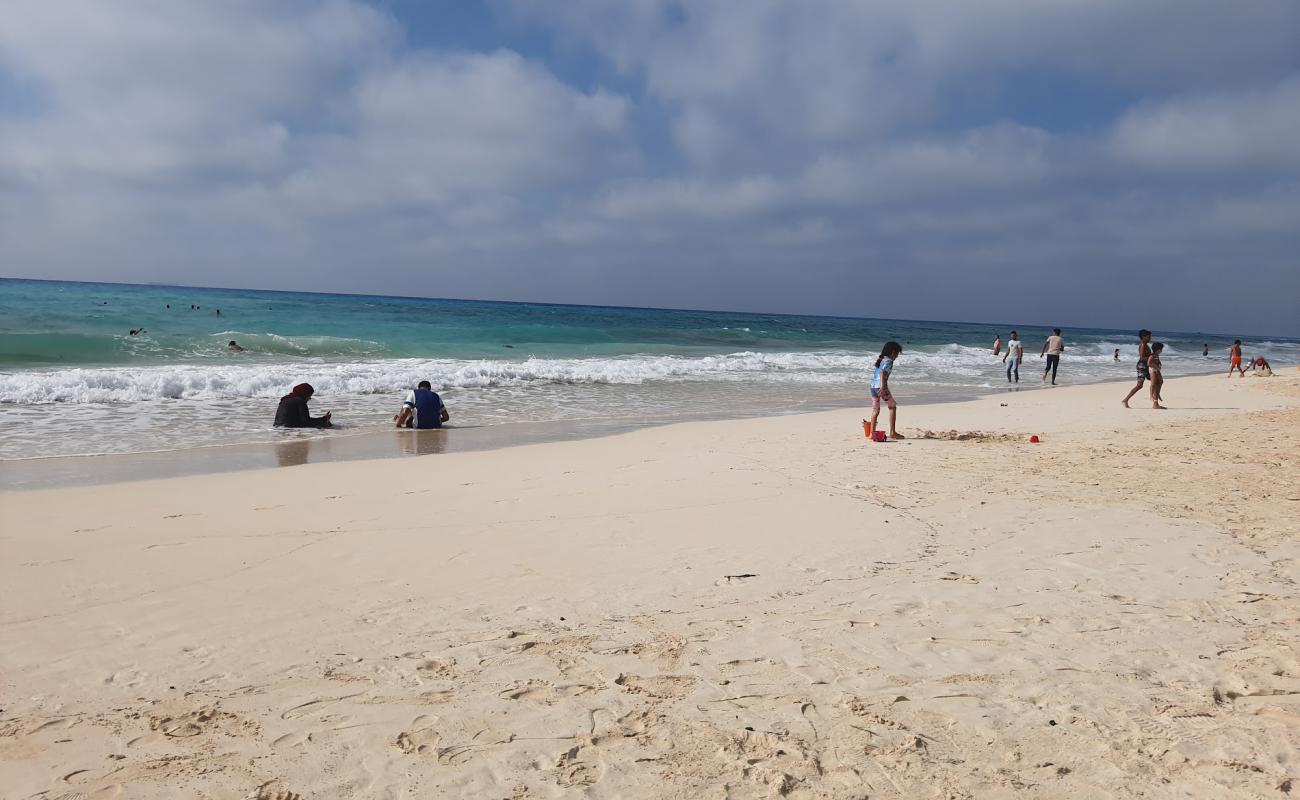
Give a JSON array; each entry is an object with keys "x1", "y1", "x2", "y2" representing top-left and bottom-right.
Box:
[
  {"x1": 1121, "y1": 329, "x2": 1152, "y2": 408},
  {"x1": 1002, "y1": 331, "x2": 1023, "y2": 383},
  {"x1": 274, "y1": 383, "x2": 331, "y2": 428},
  {"x1": 1040, "y1": 328, "x2": 1065, "y2": 385}
]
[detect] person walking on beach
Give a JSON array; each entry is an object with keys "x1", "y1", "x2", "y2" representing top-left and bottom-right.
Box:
[
  {"x1": 867, "y1": 341, "x2": 904, "y2": 441},
  {"x1": 1121, "y1": 329, "x2": 1152, "y2": 408},
  {"x1": 1228, "y1": 340, "x2": 1245, "y2": 377},
  {"x1": 1148, "y1": 343, "x2": 1166, "y2": 409},
  {"x1": 1002, "y1": 331, "x2": 1023, "y2": 383},
  {"x1": 394, "y1": 380, "x2": 450, "y2": 429},
  {"x1": 1040, "y1": 329, "x2": 1065, "y2": 385},
  {"x1": 273, "y1": 383, "x2": 332, "y2": 428}
]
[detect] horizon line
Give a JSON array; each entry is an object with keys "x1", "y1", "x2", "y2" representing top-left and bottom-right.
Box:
[{"x1": 2, "y1": 275, "x2": 1295, "y2": 341}]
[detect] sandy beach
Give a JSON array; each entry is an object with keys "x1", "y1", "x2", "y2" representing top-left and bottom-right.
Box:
[{"x1": 2, "y1": 372, "x2": 1297, "y2": 799}]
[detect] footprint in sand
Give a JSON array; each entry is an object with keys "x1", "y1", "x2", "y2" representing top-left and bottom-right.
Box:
[
  {"x1": 412, "y1": 656, "x2": 458, "y2": 680},
  {"x1": 104, "y1": 668, "x2": 147, "y2": 687},
  {"x1": 272, "y1": 731, "x2": 312, "y2": 749},
  {"x1": 498, "y1": 679, "x2": 597, "y2": 704},
  {"x1": 280, "y1": 693, "x2": 364, "y2": 720},
  {"x1": 255, "y1": 781, "x2": 303, "y2": 800},
  {"x1": 394, "y1": 716, "x2": 441, "y2": 755},
  {"x1": 614, "y1": 673, "x2": 696, "y2": 700},
  {"x1": 28, "y1": 717, "x2": 78, "y2": 735},
  {"x1": 556, "y1": 743, "x2": 605, "y2": 788},
  {"x1": 436, "y1": 744, "x2": 476, "y2": 766},
  {"x1": 148, "y1": 705, "x2": 247, "y2": 739}
]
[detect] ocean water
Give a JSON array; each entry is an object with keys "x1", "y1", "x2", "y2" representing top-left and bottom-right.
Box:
[{"x1": 2, "y1": 278, "x2": 1296, "y2": 462}]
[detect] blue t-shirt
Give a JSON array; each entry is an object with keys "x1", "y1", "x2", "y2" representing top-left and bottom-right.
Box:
[
  {"x1": 403, "y1": 388, "x2": 444, "y2": 429},
  {"x1": 871, "y1": 357, "x2": 893, "y2": 389}
]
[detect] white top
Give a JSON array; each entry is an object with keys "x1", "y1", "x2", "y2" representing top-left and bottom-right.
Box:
[
  {"x1": 1045, "y1": 335, "x2": 1064, "y2": 355},
  {"x1": 1006, "y1": 339, "x2": 1023, "y2": 358},
  {"x1": 871, "y1": 357, "x2": 893, "y2": 389}
]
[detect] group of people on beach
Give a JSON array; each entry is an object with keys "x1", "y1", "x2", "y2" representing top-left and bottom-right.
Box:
[
  {"x1": 993, "y1": 329, "x2": 1066, "y2": 386},
  {"x1": 272, "y1": 381, "x2": 450, "y2": 430},
  {"x1": 867, "y1": 327, "x2": 1274, "y2": 440},
  {"x1": 866, "y1": 329, "x2": 1069, "y2": 441},
  {"x1": 269, "y1": 328, "x2": 1272, "y2": 444},
  {"x1": 1227, "y1": 340, "x2": 1273, "y2": 377},
  {"x1": 1120, "y1": 330, "x2": 1166, "y2": 409}
]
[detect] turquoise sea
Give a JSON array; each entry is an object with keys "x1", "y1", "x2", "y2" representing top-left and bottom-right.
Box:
[{"x1": 2, "y1": 278, "x2": 1296, "y2": 462}]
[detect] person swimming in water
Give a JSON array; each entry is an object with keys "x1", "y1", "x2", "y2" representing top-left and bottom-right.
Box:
[{"x1": 227, "y1": 340, "x2": 244, "y2": 352}]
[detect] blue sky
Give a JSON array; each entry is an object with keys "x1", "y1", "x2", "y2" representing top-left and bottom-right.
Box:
[{"x1": 1, "y1": 1, "x2": 1298, "y2": 334}]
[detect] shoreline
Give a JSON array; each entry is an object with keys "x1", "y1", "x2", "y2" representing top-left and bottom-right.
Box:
[
  {"x1": 2, "y1": 372, "x2": 1297, "y2": 797},
  {"x1": 3, "y1": 364, "x2": 1278, "y2": 491}
]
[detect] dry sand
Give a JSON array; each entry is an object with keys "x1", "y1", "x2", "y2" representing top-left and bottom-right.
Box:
[{"x1": 2, "y1": 372, "x2": 1298, "y2": 799}]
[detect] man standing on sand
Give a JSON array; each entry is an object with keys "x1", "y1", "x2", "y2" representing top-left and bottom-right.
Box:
[
  {"x1": 1040, "y1": 328, "x2": 1065, "y2": 385},
  {"x1": 1229, "y1": 340, "x2": 1245, "y2": 377},
  {"x1": 1002, "y1": 331, "x2": 1023, "y2": 383}
]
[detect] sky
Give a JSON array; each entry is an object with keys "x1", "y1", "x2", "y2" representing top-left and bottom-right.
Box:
[{"x1": 1, "y1": 1, "x2": 1298, "y2": 335}]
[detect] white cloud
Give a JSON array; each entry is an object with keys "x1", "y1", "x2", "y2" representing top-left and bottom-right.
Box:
[
  {"x1": 0, "y1": 0, "x2": 393, "y2": 183},
  {"x1": 0, "y1": 0, "x2": 1297, "y2": 332},
  {"x1": 1110, "y1": 77, "x2": 1300, "y2": 171}
]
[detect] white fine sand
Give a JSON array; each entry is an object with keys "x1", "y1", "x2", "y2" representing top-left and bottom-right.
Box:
[{"x1": 2, "y1": 372, "x2": 1298, "y2": 799}]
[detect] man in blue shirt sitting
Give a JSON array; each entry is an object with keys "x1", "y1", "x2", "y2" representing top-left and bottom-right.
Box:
[{"x1": 394, "y1": 380, "x2": 449, "y2": 429}]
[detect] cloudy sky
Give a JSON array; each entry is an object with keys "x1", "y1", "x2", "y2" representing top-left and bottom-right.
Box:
[{"x1": 2, "y1": 1, "x2": 1298, "y2": 334}]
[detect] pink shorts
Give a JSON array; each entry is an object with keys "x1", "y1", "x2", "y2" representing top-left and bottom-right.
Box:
[{"x1": 871, "y1": 387, "x2": 896, "y2": 410}]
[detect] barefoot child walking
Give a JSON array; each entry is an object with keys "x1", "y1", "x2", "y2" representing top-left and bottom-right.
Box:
[
  {"x1": 867, "y1": 341, "x2": 904, "y2": 441},
  {"x1": 1148, "y1": 342, "x2": 1166, "y2": 409},
  {"x1": 1228, "y1": 340, "x2": 1245, "y2": 377}
]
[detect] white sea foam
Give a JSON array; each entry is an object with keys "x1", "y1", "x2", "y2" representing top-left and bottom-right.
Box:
[
  {"x1": 3, "y1": 342, "x2": 1295, "y2": 460},
  {"x1": 3, "y1": 341, "x2": 1295, "y2": 405}
]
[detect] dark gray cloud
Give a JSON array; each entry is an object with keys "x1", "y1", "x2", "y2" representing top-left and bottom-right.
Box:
[{"x1": 2, "y1": 0, "x2": 1298, "y2": 334}]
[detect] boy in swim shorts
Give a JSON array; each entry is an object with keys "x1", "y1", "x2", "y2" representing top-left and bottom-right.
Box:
[{"x1": 1228, "y1": 340, "x2": 1245, "y2": 377}]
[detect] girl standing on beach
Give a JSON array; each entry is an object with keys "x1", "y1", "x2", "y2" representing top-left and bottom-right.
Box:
[
  {"x1": 868, "y1": 341, "x2": 904, "y2": 441},
  {"x1": 1148, "y1": 342, "x2": 1166, "y2": 409}
]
